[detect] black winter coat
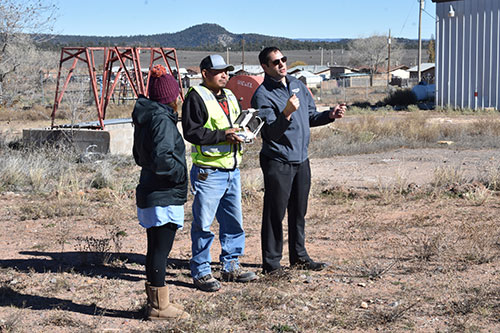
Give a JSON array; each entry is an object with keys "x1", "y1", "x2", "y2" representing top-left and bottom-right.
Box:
[{"x1": 132, "y1": 95, "x2": 187, "y2": 208}]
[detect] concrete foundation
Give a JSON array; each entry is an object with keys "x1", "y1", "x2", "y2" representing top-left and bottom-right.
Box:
[{"x1": 23, "y1": 120, "x2": 134, "y2": 155}]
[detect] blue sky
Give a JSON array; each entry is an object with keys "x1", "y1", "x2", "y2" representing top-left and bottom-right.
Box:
[{"x1": 53, "y1": 0, "x2": 437, "y2": 39}]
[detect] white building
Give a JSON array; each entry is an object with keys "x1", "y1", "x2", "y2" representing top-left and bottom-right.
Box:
[
  {"x1": 433, "y1": 0, "x2": 500, "y2": 109},
  {"x1": 229, "y1": 65, "x2": 264, "y2": 76},
  {"x1": 390, "y1": 66, "x2": 410, "y2": 80},
  {"x1": 288, "y1": 65, "x2": 331, "y2": 80},
  {"x1": 291, "y1": 70, "x2": 322, "y2": 88}
]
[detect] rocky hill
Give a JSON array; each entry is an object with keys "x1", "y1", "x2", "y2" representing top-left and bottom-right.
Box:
[
  {"x1": 39, "y1": 23, "x2": 421, "y2": 51},
  {"x1": 40, "y1": 23, "x2": 347, "y2": 51}
]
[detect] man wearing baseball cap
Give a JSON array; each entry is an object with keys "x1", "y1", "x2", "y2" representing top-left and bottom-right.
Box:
[{"x1": 182, "y1": 54, "x2": 257, "y2": 292}]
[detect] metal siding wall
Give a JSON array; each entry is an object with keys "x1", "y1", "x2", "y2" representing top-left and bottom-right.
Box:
[
  {"x1": 494, "y1": 2, "x2": 500, "y2": 110},
  {"x1": 497, "y1": 4, "x2": 500, "y2": 110},
  {"x1": 480, "y1": 1, "x2": 486, "y2": 108},
  {"x1": 439, "y1": 6, "x2": 445, "y2": 107},
  {"x1": 436, "y1": 0, "x2": 500, "y2": 110},
  {"x1": 450, "y1": 13, "x2": 454, "y2": 105},
  {"x1": 466, "y1": 0, "x2": 473, "y2": 108},
  {"x1": 436, "y1": 8, "x2": 442, "y2": 107},
  {"x1": 459, "y1": 10, "x2": 465, "y2": 108},
  {"x1": 486, "y1": 0, "x2": 492, "y2": 107},
  {"x1": 471, "y1": 7, "x2": 481, "y2": 109},
  {"x1": 452, "y1": 8, "x2": 458, "y2": 107},
  {"x1": 443, "y1": 7, "x2": 454, "y2": 105},
  {"x1": 455, "y1": 2, "x2": 465, "y2": 108}
]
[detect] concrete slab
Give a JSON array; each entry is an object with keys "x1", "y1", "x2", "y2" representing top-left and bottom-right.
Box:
[{"x1": 23, "y1": 121, "x2": 134, "y2": 155}]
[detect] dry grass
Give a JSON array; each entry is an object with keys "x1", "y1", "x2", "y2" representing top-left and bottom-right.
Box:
[
  {"x1": 1, "y1": 177, "x2": 499, "y2": 331},
  {"x1": 1, "y1": 112, "x2": 500, "y2": 332},
  {"x1": 308, "y1": 112, "x2": 500, "y2": 158}
]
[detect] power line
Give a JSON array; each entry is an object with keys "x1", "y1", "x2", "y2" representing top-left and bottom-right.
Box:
[
  {"x1": 422, "y1": 8, "x2": 436, "y2": 20},
  {"x1": 400, "y1": 0, "x2": 417, "y2": 36}
]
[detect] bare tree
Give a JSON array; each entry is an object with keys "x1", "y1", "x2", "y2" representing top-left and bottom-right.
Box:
[
  {"x1": 65, "y1": 76, "x2": 93, "y2": 126},
  {"x1": 348, "y1": 34, "x2": 403, "y2": 85},
  {"x1": 0, "y1": 0, "x2": 57, "y2": 105}
]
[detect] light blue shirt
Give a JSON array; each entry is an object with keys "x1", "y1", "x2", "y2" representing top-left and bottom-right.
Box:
[{"x1": 137, "y1": 205, "x2": 184, "y2": 229}]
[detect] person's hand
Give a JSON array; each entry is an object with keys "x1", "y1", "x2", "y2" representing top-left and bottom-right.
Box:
[
  {"x1": 329, "y1": 103, "x2": 347, "y2": 119},
  {"x1": 225, "y1": 128, "x2": 244, "y2": 144},
  {"x1": 283, "y1": 94, "x2": 300, "y2": 118}
]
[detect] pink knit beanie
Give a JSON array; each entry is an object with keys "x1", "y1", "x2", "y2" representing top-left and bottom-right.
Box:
[{"x1": 148, "y1": 64, "x2": 180, "y2": 105}]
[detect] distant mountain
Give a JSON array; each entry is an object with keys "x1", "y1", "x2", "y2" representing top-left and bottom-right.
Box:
[
  {"x1": 296, "y1": 38, "x2": 343, "y2": 42},
  {"x1": 39, "y1": 23, "x2": 421, "y2": 51},
  {"x1": 40, "y1": 23, "x2": 348, "y2": 51}
]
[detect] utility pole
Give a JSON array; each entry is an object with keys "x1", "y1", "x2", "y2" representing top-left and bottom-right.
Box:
[
  {"x1": 387, "y1": 29, "x2": 391, "y2": 85},
  {"x1": 320, "y1": 47, "x2": 324, "y2": 66},
  {"x1": 241, "y1": 39, "x2": 245, "y2": 72},
  {"x1": 418, "y1": 0, "x2": 424, "y2": 83},
  {"x1": 226, "y1": 47, "x2": 231, "y2": 64}
]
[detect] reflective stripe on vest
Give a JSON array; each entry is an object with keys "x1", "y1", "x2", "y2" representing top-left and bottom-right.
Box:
[
  {"x1": 191, "y1": 144, "x2": 231, "y2": 154},
  {"x1": 190, "y1": 85, "x2": 242, "y2": 169}
]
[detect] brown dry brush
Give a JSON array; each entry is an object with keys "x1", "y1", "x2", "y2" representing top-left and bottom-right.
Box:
[
  {"x1": 437, "y1": 284, "x2": 500, "y2": 331},
  {"x1": 309, "y1": 112, "x2": 500, "y2": 158},
  {"x1": 1, "y1": 112, "x2": 500, "y2": 331}
]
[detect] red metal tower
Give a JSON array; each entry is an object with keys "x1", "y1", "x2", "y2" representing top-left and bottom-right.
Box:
[{"x1": 51, "y1": 47, "x2": 183, "y2": 130}]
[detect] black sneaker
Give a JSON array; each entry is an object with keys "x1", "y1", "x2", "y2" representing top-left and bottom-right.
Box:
[
  {"x1": 193, "y1": 274, "x2": 221, "y2": 292},
  {"x1": 292, "y1": 259, "x2": 328, "y2": 271},
  {"x1": 221, "y1": 269, "x2": 258, "y2": 282}
]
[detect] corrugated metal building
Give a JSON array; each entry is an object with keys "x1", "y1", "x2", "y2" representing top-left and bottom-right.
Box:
[{"x1": 433, "y1": 0, "x2": 500, "y2": 110}]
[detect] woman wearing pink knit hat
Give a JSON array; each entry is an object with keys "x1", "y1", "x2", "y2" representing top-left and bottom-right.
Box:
[{"x1": 132, "y1": 64, "x2": 190, "y2": 320}]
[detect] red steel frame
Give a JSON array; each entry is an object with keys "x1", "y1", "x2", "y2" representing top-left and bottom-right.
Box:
[{"x1": 51, "y1": 47, "x2": 183, "y2": 129}]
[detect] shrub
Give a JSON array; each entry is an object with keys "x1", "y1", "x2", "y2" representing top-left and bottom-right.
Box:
[
  {"x1": 350, "y1": 101, "x2": 372, "y2": 109},
  {"x1": 383, "y1": 88, "x2": 417, "y2": 106}
]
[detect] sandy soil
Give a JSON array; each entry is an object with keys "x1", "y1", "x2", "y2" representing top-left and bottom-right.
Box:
[{"x1": 0, "y1": 119, "x2": 499, "y2": 332}]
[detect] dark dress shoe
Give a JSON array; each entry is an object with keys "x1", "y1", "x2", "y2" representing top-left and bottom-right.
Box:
[
  {"x1": 292, "y1": 259, "x2": 327, "y2": 271},
  {"x1": 263, "y1": 266, "x2": 290, "y2": 278}
]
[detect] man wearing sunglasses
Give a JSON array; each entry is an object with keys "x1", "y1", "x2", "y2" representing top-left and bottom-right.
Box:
[
  {"x1": 251, "y1": 47, "x2": 346, "y2": 275},
  {"x1": 182, "y1": 54, "x2": 257, "y2": 292}
]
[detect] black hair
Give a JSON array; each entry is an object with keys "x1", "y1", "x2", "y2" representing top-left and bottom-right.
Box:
[{"x1": 258, "y1": 46, "x2": 281, "y2": 65}]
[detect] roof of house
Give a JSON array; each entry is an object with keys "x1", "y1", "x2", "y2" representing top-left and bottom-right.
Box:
[
  {"x1": 291, "y1": 70, "x2": 320, "y2": 78},
  {"x1": 229, "y1": 65, "x2": 264, "y2": 75},
  {"x1": 288, "y1": 65, "x2": 330, "y2": 74},
  {"x1": 389, "y1": 65, "x2": 410, "y2": 71},
  {"x1": 339, "y1": 73, "x2": 371, "y2": 78},
  {"x1": 408, "y1": 63, "x2": 435, "y2": 72},
  {"x1": 330, "y1": 65, "x2": 357, "y2": 70}
]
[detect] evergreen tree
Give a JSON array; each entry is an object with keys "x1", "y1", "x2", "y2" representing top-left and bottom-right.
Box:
[{"x1": 428, "y1": 35, "x2": 435, "y2": 63}]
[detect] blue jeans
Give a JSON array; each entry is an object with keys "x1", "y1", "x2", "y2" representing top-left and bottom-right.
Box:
[{"x1": 190, "y1": 165, "x2": 245, "y2": 279}]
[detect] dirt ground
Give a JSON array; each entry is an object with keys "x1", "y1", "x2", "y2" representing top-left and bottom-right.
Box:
[{"x1": 0, "y1": 117, "x2": 499, "y2": 332}]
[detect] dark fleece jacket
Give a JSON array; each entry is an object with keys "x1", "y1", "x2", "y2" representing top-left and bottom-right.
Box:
[{"x1": 132, "y1": 95, "x2": 187, "y2": 208}]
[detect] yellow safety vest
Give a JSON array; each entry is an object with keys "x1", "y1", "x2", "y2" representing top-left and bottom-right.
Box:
[{"x1": 190, "y1": 85, "x2": 242, "y2": 169}]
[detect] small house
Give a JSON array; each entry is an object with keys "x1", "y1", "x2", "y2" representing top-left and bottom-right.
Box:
[
  {"x1": 291, "y1": 70, "x2": 322, "y2": 88},
  {"x1": 408, "y1": 63, "x2": 435, "y2": 83}
]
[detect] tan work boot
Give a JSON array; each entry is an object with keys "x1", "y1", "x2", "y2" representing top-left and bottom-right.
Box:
[{"x1": 145, "y1": 283, "x2": 190, "y2": 320}]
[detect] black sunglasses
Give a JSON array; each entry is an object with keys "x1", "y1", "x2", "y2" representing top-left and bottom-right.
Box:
[{"x1": 270, "y1": 56, "x2": 287, "y2": 66}]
